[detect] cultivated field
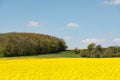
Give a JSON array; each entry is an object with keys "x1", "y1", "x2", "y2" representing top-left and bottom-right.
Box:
[{"x1": 0, "y1": 58, "x2": 120, "y2": 80}]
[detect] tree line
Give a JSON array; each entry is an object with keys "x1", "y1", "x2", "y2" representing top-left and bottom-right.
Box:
[
  {"x1": 74, "y1": 43, "x2": 120, "y2": 58},
  {"x1": 0, "y1": 32, "x2": 67, "y2": 57}
]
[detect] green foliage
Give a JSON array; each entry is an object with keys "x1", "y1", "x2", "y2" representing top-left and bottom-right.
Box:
[
  {"x1": 80, "y1": 49, "x2": 88, "y2": 57},
  {"x1": 87, "y1": 43, "x2": 96, "y2": 51},
  {"x1": 74, "y1": 48, "x2": 80, "y2": 54},
  {"x1": 0, "y1": 46, "x2": 6, "y2": 57},
  {"x1": 80, "y1": 43, "x2": 120, "y2": 58},
  {"x1": 0, "y1": 32, "x2": 67, "y2": 57}
]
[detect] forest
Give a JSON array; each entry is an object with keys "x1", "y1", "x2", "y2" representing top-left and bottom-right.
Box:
[
  {"x1": 0, "y1": 32, "x2": 67, "y2": 57},
  {"x1": 0, "y1": 32, "x2": 120, "y2": 58}
]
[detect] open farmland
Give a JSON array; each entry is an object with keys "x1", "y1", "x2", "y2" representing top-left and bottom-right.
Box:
[{"x1": 0, "y1": 58, "x2": 120, "y2": 80}]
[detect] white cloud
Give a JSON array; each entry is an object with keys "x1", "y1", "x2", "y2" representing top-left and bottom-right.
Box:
[
  {"x1": 63, "y1": 36, "x2": 72, "y2": 40},
  {"x1": 81, "y1": 38, "x2": 106, "y2": 44},
  {"x1": 113, "y1": 38, "x2": 120, "y2": 42},
  {"x1": 103, "y1": 0, "x2": 120, "y2": 5},
  {"x1": 27, "y1": 21, "x2": 40, "y2": 27},
  {"x1": 67, "y1": 22, "x2": 80, "y2": 28}
]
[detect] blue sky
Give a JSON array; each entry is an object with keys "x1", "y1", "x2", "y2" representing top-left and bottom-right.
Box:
[{"x1": 0, "y1": 0, "x2": 120, "y2": 49}]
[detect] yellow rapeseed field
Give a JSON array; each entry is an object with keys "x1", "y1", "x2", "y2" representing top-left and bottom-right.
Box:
[{"x1": 0, "y1": 58, "x2": 120, "y2": 80}]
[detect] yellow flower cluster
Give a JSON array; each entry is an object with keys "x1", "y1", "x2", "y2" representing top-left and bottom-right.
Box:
[{"x1": 0, "y1": 58, "x2": 120, "y2": 80}]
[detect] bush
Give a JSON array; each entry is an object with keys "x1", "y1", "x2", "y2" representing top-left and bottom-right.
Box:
[
  {"x1": 80, "y1": 49, "x2": 88, "y2": 57},
  {"x1": 80, "y1": 43, "x2": 120, "y2": 58},
  {"x1": 74, "y1": 48, "x2": 80, "y2": 54}
]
